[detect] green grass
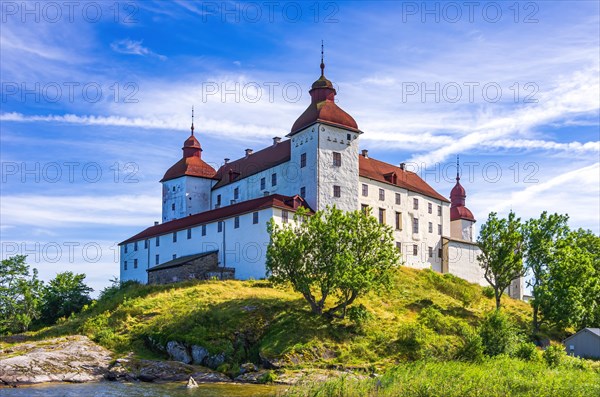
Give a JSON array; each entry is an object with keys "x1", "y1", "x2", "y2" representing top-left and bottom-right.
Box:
[
  {"x1": 281, "y1": 356, "x2": 600, "y2": 397},
  {"x1": 1, "y1": 267, "x2": 536, "y2": 369}
]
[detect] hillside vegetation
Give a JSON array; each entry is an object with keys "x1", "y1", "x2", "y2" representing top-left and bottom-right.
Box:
[{"x1": 2, "y1": 267, "x2": 535, "y2": 371}]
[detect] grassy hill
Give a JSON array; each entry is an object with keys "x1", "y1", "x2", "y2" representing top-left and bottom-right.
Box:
[{"x1": 5, "y1": 267, "x2": 536, "y2": 371}]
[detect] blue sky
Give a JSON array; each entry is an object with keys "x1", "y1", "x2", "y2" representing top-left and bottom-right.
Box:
[{"x1": 1, "y1": 1, "x2": 599, "y2": 295}]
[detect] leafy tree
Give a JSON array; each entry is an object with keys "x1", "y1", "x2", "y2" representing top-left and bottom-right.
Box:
[
  {"x1": 0, "y1": 255, "x2": 44, "y2": 334},
  {"x1": 477, "y1": 211, "x2": 525, "y2": 310},
  {"x1": 538, "y1": 229, "x2": 600, "y2": 330},
  {"x1": 39, "y1": 271, "x2": 93, "y2": 325},
  {"x1": 522, "y1": 212, "x2": 570, "y2": 334},
  {"x1": 266, "y1": 206, "x2": 399, "y2": 318},
  {"x1": 478, "y1": 310, "x2": 518, "y2": 357}
]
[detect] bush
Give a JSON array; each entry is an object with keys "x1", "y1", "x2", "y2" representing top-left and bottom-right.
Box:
[
  {"x1": 258, "y1": 370, "x2": 277, "y2": 384},
  {"x1": 417, "y1": 306, "x2": 468, "y2": 335},
  {"x1": 543, "y1": 344, "x2": 566, "y2": 368},
  {"x1": 348, "y1": 304, "x2": 372, "y2": 328},
  {"x1": 455, "y1": 328, "x2": 484, "y2": 362},
  {"x1": 514, "y1": 342, "x2": 540, "y2": 361},
  {"x1": 482, "y1": 286, "x2": 495, "y2": 299},
  {"x1": 478, "y1": 310, "x2": 518, "y2": 357}
]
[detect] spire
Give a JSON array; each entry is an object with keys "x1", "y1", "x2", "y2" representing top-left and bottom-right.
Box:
[
  {"x1": 320, "y1": 40, "x2": 325, "y2": 77},
  {"x1": 456, "y1": 155, "x2": 460, "y2": 181},
  {"x1": 190, "y1": 106, "x2": 195, "y2": 135}
]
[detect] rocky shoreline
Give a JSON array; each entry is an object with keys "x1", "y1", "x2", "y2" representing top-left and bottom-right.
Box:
[{"x1": 0, "y1": 335, "x2": 366, "y2": 388}]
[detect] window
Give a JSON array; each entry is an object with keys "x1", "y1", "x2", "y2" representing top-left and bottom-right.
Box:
[
  {"x1": 428, "y1": 247, "x2": 433, "y2": 258},
  {"x1": 234, "y1": 187, "x2": 239, "y2": 200},
  {"x1": 300, "y1": 186, "x2": 306, "y2": 197},
  {"x1": 253, "y1": 212, "x2": 259, "y2": 224},
  {"x1": 362, "y1": 184, "x2": 368, "y2": 197},
  {"x1": 260, "y1": 177, "x2": 266, "y2": 190},
  {"x1": 438, "y1": 248, "x2": 443, "y2": 258},
  {"x1": 134, "y1": 241, "x2": 138, "y2": 251},
  {"x1": 438, "y1": 224, "x2": 442, "y2": 235},
  {"x1": 347, "y1": 133, "x2": 351, "y2": 141},
  {"x1": 412, "y1": 217, "x2": 419, "y2": 233},
  {"x1": 171, "y1": 203, "x2": 175, "y2": 211},
  {"x1": 134, "y1": 259, "x2": 138, "y2": 269},
  {"x1": 155, "y1": 254, "x2": 159, "y2": 265},
  {"x1": 202, "y1": 225, "x2": 206, "y2": 236},
  {"x1": 173, "y1": 254, "x2": 177, "y2": 260},
  {"x1": 282, "y1": 210, "x2": 289, "y2": 223},
  {"x1": 378, "y1": 208, "x2": 386, "y2": 224},
  {"x1": 428, "y1": 222, "x2": 433, "y2": 233},
  {"x1": 379, "y1": 189, "x2": 385, "y2": 201},
  {"x1": 300, "y1": 153, "x2": 306, "y2": 168},
  {"x1": 361, "y1": 204, "x2": 369, "y2": 214},
  {"x1": 124, "y1": 261, "x2": 128, "y2": 270},
  {"x1": 395, "y1": 212, "x2": 402, "y2": 230},
  {"x1": 234, "y1": 216, "x2": 240, "y2": 228},
  {"x1": 395, "y1": 193, "x2": 401, "y2": 205},
  {"x1": 396, "y1": 242, "x2": 402, "y2": 253},
  {"x1": 156, "y1": 236, "x2": 160, "y2": 247},
  {"x1": 333, "y1": 152, "x2": 342, "y2": 167},
  {"x1": 144, "y1": 239, "x2": 148, "y2": 249},
  {"x1": 173, "y1": 232, "x2": 177, "y2": 243},
  {"x1": 333, "y1": 185, "x2": 341, "y2": 198},
  {"x1": 218, "y1": 221, "x2": 223, "y2": 232},
  {"x1": 124, "y1": 244, "x2": 128, "y2": 254},
  {"x1": 413, "y1": 244, "x2": 418, "y2": 256},
  {"x1": 413, "y1": 198, "x2": 419, "y2": 210},
  {"x1": 172, "y1": 186, "x2": 176, "y2": 192},
  {"x1": 428, "y1": 203, "x2": 433, "y2": 214},
  {"x1": 187, "y1": 228, "x2": 192, "y2": 239},
  {"x1": 216, "y1": 194, "x2": 221, "y2": 206},
  {"x1": 271, "y1": 173, "x2": 277, "y2": 186},
  {"x1": 438, "y1": 205, "x2": 442, "y2": 216}
]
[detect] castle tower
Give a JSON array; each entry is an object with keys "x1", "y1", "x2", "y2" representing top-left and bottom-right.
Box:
[
  {"x1": 160, "y1": 109, "x2": 217, "y2": 222},
  {"x1": 449, "y1": 156, "x2": 476, "y2": 241},
  {"x1": 287, "y1": 42, "x2": 362, "y2": 211}
]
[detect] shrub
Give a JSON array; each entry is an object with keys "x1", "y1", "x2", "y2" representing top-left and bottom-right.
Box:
[
  {"x1": 478, "y1": 310, "x2": 518, "y2": 357},
  {"x1": 543, "y1": 344, "x2": 566, "y2": 368},
  {"x1": 455, "y1": 328, "x2": 484, "y2": 362},
  {"x1": 514, "y1": 342, "x2": 540, "y2": 361},
  {"x1": 348, "y1": 304, "x2": 372, "y2": 328},
  {"x1": 482, "y1": 286, "x2": 495, "y2": 299},
  {"x1": 258, "y1": 370, "x2": 277, "y2": 384}
]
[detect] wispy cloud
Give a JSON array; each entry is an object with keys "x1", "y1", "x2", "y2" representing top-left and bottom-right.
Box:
[{"x1": 110, "y1": 39, "x2": 167, "y2": 61}]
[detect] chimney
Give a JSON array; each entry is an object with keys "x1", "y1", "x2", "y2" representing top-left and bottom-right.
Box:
[
  {"x1": 154, "y1": 221, "x2": 159, "y2": 226},
  {"x1": 400, "y1": 163, "x2": 406, "y2": 170},
  {"x1": 361, "y1": 149, "x2": 369, "y2": 158},
  {"x1": 273, "y1": 136, "x2": 281, "y2": 145},
  {"x1": 245, "y1": 148, "x2": 253, "y2": 157},
  {"x1": 224, "y1": 158, "x2": 230, "y2": 164}
]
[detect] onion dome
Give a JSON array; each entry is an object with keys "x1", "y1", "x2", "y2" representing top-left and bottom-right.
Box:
[
  {"x1": 289, "y1": 43, "x2": 359, "y2": 136},
  {"x1": 161, "y1": 109, "x2": 217, "y2": 182},
  {"x1": 450, "y1": 156, "x2": 475, "y2": 222}
]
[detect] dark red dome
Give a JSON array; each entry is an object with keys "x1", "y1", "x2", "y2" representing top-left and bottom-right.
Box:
[
  {"x1": 450, "y1": 176, "x2": 475, "y2": 222},
  {"x1": 161, "y1": 133, "x2": 216, "y2": 182}
]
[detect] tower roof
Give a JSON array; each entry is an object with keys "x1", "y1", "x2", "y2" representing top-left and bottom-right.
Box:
[
  {"x1": 288, "y1": 43, "x2": 360, "y2": 136},
  {"x1": 450, "y1": 156, "x2": 475, "y2": 222}
]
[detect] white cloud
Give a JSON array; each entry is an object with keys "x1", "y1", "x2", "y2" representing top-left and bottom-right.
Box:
[{"x1": 110, "y1": 39, "x2": 167, "y2": 61}]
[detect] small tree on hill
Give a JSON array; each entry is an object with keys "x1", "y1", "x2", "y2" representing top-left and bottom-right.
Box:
[
  {"x1": 266, "y1": 206, "x2": 399, "y2": 318},
  {"x1": 477, "y1": 211, "x2": 525, "y2": 310},
  {"x1": 39, "y1": 271, "x2": 93, "y2": 325}
]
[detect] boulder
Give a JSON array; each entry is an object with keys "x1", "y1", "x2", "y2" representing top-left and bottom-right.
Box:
[
  {"x1": 240, "y1": 362, "x2": 258, "y2": 374},
  {"x1": 204, "y1": 353, "x2": 225, "y2": 369},
  {"x1": 191, "y1": 345, "x2": 209, "y2": 365},
  {"x1": 166, "y1": 341, "x2": 192, "y2": 364}
]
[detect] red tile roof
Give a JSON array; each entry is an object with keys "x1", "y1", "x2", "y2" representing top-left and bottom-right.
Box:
[
  {"x1": 120, "y1": 194, "x2": 311, "y2": 245},
  {"x1": 161, "y1": 134, "x2": 217, "y2": 182},
  {"x1": 450, "y1": 177, "x2": 475, "y2": 221},
  {"x1": 358, "y1": 156, "x2": 450, "y2": 203},
  {"x1": 212, "y1": 140, "x2": 291, "y2": 189}
]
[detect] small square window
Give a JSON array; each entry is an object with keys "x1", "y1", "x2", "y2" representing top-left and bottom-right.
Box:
[
  {"x1": 156, "y1": 237, "x2": 160, "y2": 247},
  {"x1": 396, "y1": 242, "x2": 402, "y2": 253},
  {"x1": 260, "y1": 177, "x2": 266, "y2": 190},
  {"x1": 428, "y1": 222, "x2": 433, "y2": 233},
  {"x1": 144, "y1": 239, "x2": 148, "y2": 249},
  {"x1": 428, "y1": 247, "x2": 433, "y2": 258},
  {"x1": 413, "y1": 198, "x2": 419, "y2": 210},
  {"x1": 300, "y1": 186, "x2": 306, "y2": 198},
  {"x1": 438, "y1": 224, "x2": 442, "y2": 235},
  {"x1": 171, "y1": 203, "x2": 175, "y2": 211},
  {"x1": 172, "y1": 186, "x2": 175, "y2": 192},
  {"x1": 282, "y1": 210, "x2": 289, "y2": 223},
  {"x1": 362, "y1": 184, "x2": 368, "y2": 197},
  {"x1": 361, "y1": 204, "x2": 369, "y2": 214},
  {"x1": 155, "y1": 254, "x2": 160, "y2": 265},
  {"x1": 234, "y1": 216, "x2": 240, "y2": 229},
  {"x1": 253, "y1": 212, "x2": 259, "y2": 224},
  {"x1": 173, "y1": 254, "x2": 177, "y2": 260},
  {"x1": 379, "y1": 208, "x2": 386, "y2": 224},
  {"x1": 438, "y1": 248, "x2": 443, "y2": 258},
  {"x1": 202, "y1": 224, "x2": 207, "y2": 236},
  {"x1": 124, "y1": 244, "x2": 128, "y2": 254},
  {"x1": 234, "y1": 187, "x2": 239, "y2": 200},
  {"x1": 413, "y1": 245, "x2": 418, "y2": 256},
  {"x1": 379, "y1": 189, "x2": 385, "y2": 201},
  {"x1": 218, "y1": 221, "x2": 223, "y2": 232},
  {"x1": 134, "y1": 259, "x2": 138, "y2": 269},
  {"x1": 347, "y1": 133, "x2": 351, "y2": 141},
  {"x1": 395, "y1": 193, "x2": 401, "y2": 205},
  {"x1": 187, "y1": 228, "x2": 192, "y2": 239},
  {"x1": 412, "y1": 218, "x2": 419, "y2": 233},
  {"x1": 124, "y1": 261, "x2": 128, "y2": 270},
  {"x1": 134, "y1": 241, "x2": 138, "y2": 251},
  {"x1": 438, "y1": 205, "x2": 442, "y2": 216},
  {"x1": 272, "y1": 173, "x2": 277, "y2": 186},
  {"x1": 333, "y1": 152, "x2": 342, "y2": 167},
  {"x1": 216, "y1": 195, "x2": 222, "y2": 206},
  {"x1": 173, "y1": 232, "x2": 177, "y2": 243},
  {"x1": 300, "y1": 153, "x2": 306, "y2": 168},
  {"x1": 428, "y1": 203, "x2": 433, "y2": 214},
  {"x1": 333, "y1": 185, "x2": 341, "y2": 198},
  {"x1": 395, "y1": 212, "x2": 402, "y2": 230}
]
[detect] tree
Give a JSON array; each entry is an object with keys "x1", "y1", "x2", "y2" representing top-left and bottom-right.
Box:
[
  {"x1": 0, "y1": 255, "x2": 44, "y2": 334},
  {"x1": 266, "y1": 206, "x2": 399, "y2": 318},
  {"x1": 478, "y1": 310, "x2": 518, "y2": 357},
  {"x1": 39, "y1": 271, "x2": 93, "y2": 325},
  {"x1": 477, "y1": 211, "x2": 525, "y2": 310},
  {"x1": 522, "y1": 212, "x2": 570, "y2": 334}
]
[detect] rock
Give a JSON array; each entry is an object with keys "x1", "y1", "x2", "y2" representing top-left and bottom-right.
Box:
[
  {"x1": 240, "y1": 362, "x2": 258, "y2": 374},
  {"x1": 0, "y1": 335, "x2": 112, "y2": 385},
  {"x1": 166, "y1": 341, "x2": 192, "y2": 364},
  {"x1": 186, "y1": 376, "x2": 199, "y2": 388},
  {"x1": 191, "y1": 345, "x2": 209, "y2": 365},
  {"x1": 259, "y1": 352, "x2": 284, "y2": 369},
  {"x1": 204, "y1": 353, "x2": 225, "y2": 369},
  {"x1": 191, "y1": 370, "x2": 232, "y2": 383},
  {"x1": 235, "y1": 370, "x2": 268, "y2": 383}
]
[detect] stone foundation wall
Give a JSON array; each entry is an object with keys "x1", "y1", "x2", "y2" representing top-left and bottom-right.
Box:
[{"x1": 148, "y1": 252, "x2": 234, "y2": 284}]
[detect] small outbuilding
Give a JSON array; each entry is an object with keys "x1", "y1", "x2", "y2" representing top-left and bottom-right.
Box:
[
  {"x1": 147, "y1": 251, "x2": 234, "y2": 285},
  {"x1": 563, "y1": 328, "x2": 600, "y2": 359}
]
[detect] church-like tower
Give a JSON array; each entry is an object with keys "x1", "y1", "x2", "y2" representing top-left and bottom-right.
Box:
[
  {"x1": 450, "y1": 157, "x2": 476, "y2": 241},
  {"x1": 160, "y1": 110, "x2": 217, "y2": 222}
]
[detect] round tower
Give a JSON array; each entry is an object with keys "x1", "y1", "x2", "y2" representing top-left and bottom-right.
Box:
[{"x1": 450, "y1": 156, "x2": 476, "y2": 241}]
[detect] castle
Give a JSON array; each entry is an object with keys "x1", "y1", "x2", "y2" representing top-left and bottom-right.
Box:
[{"x1": 118, "y1": 55, "x2": 523, "y2": 300}]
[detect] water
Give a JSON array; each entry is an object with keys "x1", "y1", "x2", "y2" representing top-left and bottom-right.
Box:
[{"x1": 0, "y1": 382, "x2": 282, "y2": 397}]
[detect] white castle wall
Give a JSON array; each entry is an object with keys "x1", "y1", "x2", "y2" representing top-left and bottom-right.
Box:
[{"x1": 162, "y1": 176, "x2": 214, "y2": 222}]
